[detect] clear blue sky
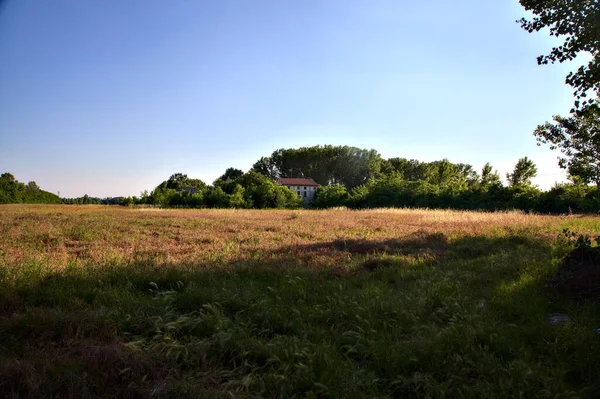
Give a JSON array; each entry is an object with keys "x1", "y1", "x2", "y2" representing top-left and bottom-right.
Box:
[{"x1": 0, "y1": 0, "x2": 585, "y2": 197}]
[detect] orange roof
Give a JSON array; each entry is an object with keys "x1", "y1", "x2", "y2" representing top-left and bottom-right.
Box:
[{"x1": 277, "y1": 177, "x2": 319, "y2": 186}]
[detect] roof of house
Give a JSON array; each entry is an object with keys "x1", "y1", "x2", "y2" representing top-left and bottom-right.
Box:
[{"x1": 277, "y1": 177, "x2": 319, "y2": 186}]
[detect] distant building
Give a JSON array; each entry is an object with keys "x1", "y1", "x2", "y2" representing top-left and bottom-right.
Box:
[
  {"x1": 277, "y1": 177, "x2": 319, "y2": 204},
  {"x1": 177, "y1": 186, "x2": 199, "y2": 195}
]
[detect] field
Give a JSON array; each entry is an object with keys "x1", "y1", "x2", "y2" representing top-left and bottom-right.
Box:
[{"x1": 1, "y1": 205, "x2": 600, "y2": 398}]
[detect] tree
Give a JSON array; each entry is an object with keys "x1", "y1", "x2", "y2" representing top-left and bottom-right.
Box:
[
  {"x1": 0, "y1": 173, "x2": 61, "y2": 204},
  {"x1": 534, "y1": 106, "x2": 600, "y2": 187},
  {"x1": 164, "y1": 173, "x2": 188, "y2": 190},
  {"x1": 253, "y1": 145, "x2": 382, "y2": 189},
  {"x1": 314, "y1": 185, "x2": 349, "y2": 208},
  {"x1": 1, "y1": 173, "x2": 16, "y2": 183},
  {"x1": 218, "y1": 167, "x2": 244, "y2": 182},
  {"x1": 480, "y1": 163, "x2": 503, "y2": 188},
  {"x1": 381, "y1": 158, "x2": 434, "y2": 181},
  {"x1": 229, "y1": 184, "x2": 247, "y2": 208},
  {"x1": 456, "y1": 163, "x2": 480, "y2": 187},
  {"x1": 507, "y1": 157, "x2": 538, "y2": 187},
  {"x1": 205, "y1": 186, "x2": 230, "y2": 208},
  {"x1": 251, "y1": 157, "x2": 279, "y2": 181},
  {"x1": 518, "y1": 1, "x2": 600, "y2": 111}
]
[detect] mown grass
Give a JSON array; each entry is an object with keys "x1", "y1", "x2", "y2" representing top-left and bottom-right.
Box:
[{"x1": 1, "y1": 205, "x2": 600, "y2": 398}]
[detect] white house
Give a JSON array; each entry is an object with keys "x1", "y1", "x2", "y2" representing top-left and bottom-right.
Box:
[{"x1": 277, "y1": 177, "x2": 319, "y2": 204}]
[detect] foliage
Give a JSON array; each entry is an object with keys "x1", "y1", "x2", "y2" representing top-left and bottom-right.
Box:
[
  {"x1": 144, "y1": 171, "x2": 301, "y2": 209},
  {"x1": 534, "y1": 106, "x2": 600, "y2": 187},
  {"x1": 155, "y1": 173, "x2": 207, "y2": 192},
  {"x1": 10, "y1": 140, "x2": 600, "y2": 213},
  {"x1": 0, "y1": 173, "x2": 61, "y2": 204},
  {"x1": 314, "y1": 185, "x2": 349, "y2": 208},
  {"x1": 507, "y1": 157, "x2": 538, "y2": 187},
  {"x1": 205, "y1": 186, "x2": 231, "y2": 208},
  {"x1": 518, "y1": 0, "x2": 600, "y2": 111},
  {"x1": 252, "y1": 145, "x2": 382, "y2": 189},
  {"x1": 251, "y1": 157, "x2": 279, "y2": 181},
  {"x1": 217, "y1": 167, "x2": 244, "y2": 183},
  {"x1": 558, "y1": 227, "x2": 597, "y2": 250},
  {"x1": 125, "y1": 153, "x2": 600, "y2": 213},
  {"x1": 228, "y1": 184, "x2": 247, "y2": 208},
  {"x1": 480, "y1": 162, "x2": 503, "y2": 189}
]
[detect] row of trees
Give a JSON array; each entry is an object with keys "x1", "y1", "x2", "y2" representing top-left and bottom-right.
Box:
[
  {"x1": 314, "y1": 175, "x2": 600, "y2": 214},
  {"x1": 121, "y1": 171, "x2": 302, "y2": 209},
  {"x1": 113, "y1": 144, "x2": 599, "y2": 214},
  {"x1": 0, "y1": 173, "x2": 61, "y2": 204},
  {"x1": 311, "y1": 154, "x2": 600, "y2": 214},
  {"x1": 252, "y1": 146, "x2": 381, "y2": 189},
  {"x1": 248, "y1": 146, "x2": 545, "y2": 189}
]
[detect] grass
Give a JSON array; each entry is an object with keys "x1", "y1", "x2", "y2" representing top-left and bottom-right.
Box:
[{"x1": 1, "y1": 205, "x2": 600, "y2": 398}]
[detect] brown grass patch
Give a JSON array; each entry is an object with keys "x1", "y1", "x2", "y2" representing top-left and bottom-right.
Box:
[{"x1": 0, "y1": 205, "x2": 578, "y2": 275}]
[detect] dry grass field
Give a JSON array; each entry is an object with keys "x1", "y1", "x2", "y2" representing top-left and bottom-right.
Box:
[{"x1": 1, "y1": 205, "x2": 600, "y2": 398}]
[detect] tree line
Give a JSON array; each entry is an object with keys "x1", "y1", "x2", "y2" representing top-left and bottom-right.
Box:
[
  {"x1": 120, "y1": 170, "x2": 302, "y2": 209},
  {"x1": 110, "y1": 139, "x2": 600, "y2": 213},
  {"x1": 4, "y1": 127, "x2": 600, "y2": 213},
  {"x1": 0, "y1": 173, "x2": 61, "y2": 204}
]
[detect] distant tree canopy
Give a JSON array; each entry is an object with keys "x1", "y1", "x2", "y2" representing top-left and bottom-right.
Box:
[
  {"x1": 111, "y1": 144, "x2": 600, "y2": 213},
  {"x1": 507, "y1": 157, "x2": 538, "y2": 187},
  {"x1": 155, "y1": 173, "x2": 207, "y2": 191},
  {"x1": 8, "y1": 142, "x2": 600, "y2": 214},
  {"x1": 480, "y1": 163, "x2": 503, "y2": 189},
  {"x1": 0, "y1": 173, "x2": 61, "y2": 204},
  {"x1": 518, "y1": 0, "x2": 600, "y2": 112},
  {"x1": 534, "y1": 105, "x2": 600, "y2": 187},
  {"x1": 217, "y1": 168, "x2": 244, "y2": 183},
  {"x1": 141, "y1": 170, "x2": 302, "y2": 210},
  {"x1": 122, "y1": 146, "x2": 600, "y2": 214},
  {"x1": 251, "y1": 145, "x2": 382, "y2": 189}
]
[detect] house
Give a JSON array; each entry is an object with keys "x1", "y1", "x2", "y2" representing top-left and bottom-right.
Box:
[
  {"x1": 277, "y1": 177, "x2": 319, "y2": 204},
  {"x1": 177, "y1": 186, "x2": 199, "y2": 195}
]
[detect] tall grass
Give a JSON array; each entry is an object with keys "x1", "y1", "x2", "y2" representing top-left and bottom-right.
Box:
[{"x1": 0, "y1": 205, "x2": 599, "y2": 397}]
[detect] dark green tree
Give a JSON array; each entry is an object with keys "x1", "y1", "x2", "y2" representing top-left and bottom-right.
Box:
[
  {"x1": 253, "y1": 145, "x2": 382, "y2": 189},
  {"x1": 381, "y1": 158, "x2": 434, "y2": 181},
  {"x1": 251, "y1": 157, "x2": 279, "y2": 181},
  {"x1": 205, "y1": 186, "x2": 230, "y2": 208},
  {"x1": 155, "y1": 173, "x2": 206, "y2": 191},
  {"x1": 164, "y1": 173, "x2": 188, "y2": 189},
  {"x1": 26, "y1": 181, "x2": 39, "y2": 191},
  {"x1": 314, "y1": 185, "x2": 349, "y2": 208},
  {"x1": 534, "y1": 105, "x2": 600, "y2": 187},
  {"x1": 218, "y1": 167, "x2": 244, "y2": 182},
  {"x1": 507, "y1": 157, "x2": 538, "y2": 187},
  {"x1": 0, "y1": 173, "x2": 61, "y2": 204},
  {"x1": 228, "y1": 184, "x2": 247, "y2": 208},
  {"x1": 518, "y1": 0, "x2": 600, "y2": 111},
  {"x1": 480, "y1": 163, "x2": 503, "y2": 188}
]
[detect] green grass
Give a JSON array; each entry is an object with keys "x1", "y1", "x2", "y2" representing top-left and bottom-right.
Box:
[{"x1": 1, "y1": 207, "x2": 600, "y2": 397}]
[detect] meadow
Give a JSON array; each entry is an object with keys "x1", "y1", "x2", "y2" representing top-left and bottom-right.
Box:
[{"x1": 1, "y1": 205, "x2": 600, "y2": 398}]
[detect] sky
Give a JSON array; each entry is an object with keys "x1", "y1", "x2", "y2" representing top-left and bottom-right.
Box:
[{"x1": 0, "y1": 0, "x2": 589, "y2": 197}]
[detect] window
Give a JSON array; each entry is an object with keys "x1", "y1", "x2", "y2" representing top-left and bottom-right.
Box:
[
  {"x1": 304, "y1": 186, "x2": 306, "y2": 189},
  {"x1": 297, "y1": 191, "x2": 300, "y2": 195},
  {"x1": 303, "y1": 191, "x2": 307, "y2": 198}
]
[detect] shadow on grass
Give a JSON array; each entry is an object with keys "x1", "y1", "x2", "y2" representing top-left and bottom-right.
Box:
[{"x1": 2, "y1": 233, "x2": 599, "y2": 398}]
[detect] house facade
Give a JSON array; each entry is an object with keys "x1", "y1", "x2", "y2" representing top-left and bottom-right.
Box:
[{"x1": 277, "y1": 177, "x2": 319, "y2": 204}]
